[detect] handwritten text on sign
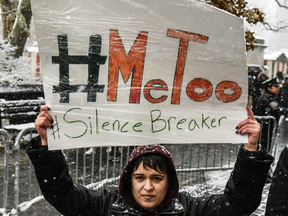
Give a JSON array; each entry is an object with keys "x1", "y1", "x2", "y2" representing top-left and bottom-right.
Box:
[
  {"x1": 31, "y1": 0, "x2": 248, "y2": 149},
  {"x1": 52, "y1": 30, "x2": 242, "y2": 104}
]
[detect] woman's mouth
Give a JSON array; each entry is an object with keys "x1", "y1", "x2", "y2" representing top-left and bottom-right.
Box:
[{"x1": 142, "y1": 195, "x2": 154, "y2": 200}]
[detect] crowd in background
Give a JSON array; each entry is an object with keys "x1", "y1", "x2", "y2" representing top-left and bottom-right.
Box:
[
  {"x1": 248, "y1": 68, "x2": 288, "y2": 151},
  {"x1": 249, "y1": 69, "x2": 288, "y2": 120}
]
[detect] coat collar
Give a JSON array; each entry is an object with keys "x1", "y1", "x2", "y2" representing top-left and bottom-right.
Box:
[{"x1": 111, "y1": 197, "x2": 184, "y2": 215}]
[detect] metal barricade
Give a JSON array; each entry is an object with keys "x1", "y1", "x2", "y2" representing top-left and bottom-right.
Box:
[
  {"x1": 5, "y1": 126, "x2": 138, "y2": 215},
  {"x1": 0, "y1": 129, "x2": 11, "y2": 215},
  {"x1": 171, "y1": 116, "x2": 277, "y2": 188},
  {"x1": 272, "y1": 115, "x2": 288, "y2": 162},
  {"x1": 13, "y1": 126, "x2": 39, "y2": 216},
  {"x1": 255, "y1": 116, "x2": 277, "y2": 154},
  {"x1": 168, "y1": 143, "x2": 240, "y2": 191}
]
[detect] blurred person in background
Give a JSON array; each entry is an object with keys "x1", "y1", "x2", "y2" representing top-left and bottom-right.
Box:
[
  {"x1": 250, "y1": 72, "x2": 270, "y2": 112},
  {"x1": 276, "y1": 71, "x2": 284, "y2": 84},
  {"x1": 254, "y1": 78, "x2": 288, "y2": 151},
  {"x1": 254, "y1": 77, "x2": 286, "y2": 123},
  {"x1": 280, "y1": 75, "x2": 288, "y2": 108}
]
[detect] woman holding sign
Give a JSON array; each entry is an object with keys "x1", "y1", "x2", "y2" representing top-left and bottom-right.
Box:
[{"x1": 27, "y1": 105, "x2": 273, "y2": 216}]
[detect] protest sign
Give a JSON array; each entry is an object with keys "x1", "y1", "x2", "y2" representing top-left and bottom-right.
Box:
[{"x1": 31, "y1": 0, "x2": 248, "y2": 150}]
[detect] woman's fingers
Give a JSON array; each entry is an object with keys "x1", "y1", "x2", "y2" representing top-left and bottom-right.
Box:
[
  {"x1": 37, "y1": 111, "x2": 53, "y2": 127},
  {"x1": 237, "y1": 126, "x2": 260, "y2": 137},
  {"x1": 40, "y1": 105, "x2": 50, "y2": 113},
  {"x1": 237, "y1": 119, "x2": 260, "y2": 134},
  {"x1": 237, "y1": 106, "x2": 257, "y2": 129},
  {"x1": 236, "y1": 106, "x2": 260, "y2": 150},
  {"x1": 246, "y1": 105, "x2": 256, "y2": 121},
  {"x1": 35, "y1": 105, "x2": 53, "y2": 139}
]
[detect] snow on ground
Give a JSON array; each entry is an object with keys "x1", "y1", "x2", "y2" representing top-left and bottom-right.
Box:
[
  {"x1": 205, "y1": 169, "x2": 270, "y2": 216},
  {"x1": 18, "y1": 196, "x2": 44, "y2": 212},
  {"x1": 4, "y1": 123, "x2": 35, "y2": 130},
  {"x1": 205, "y1": 169, "x2": 231, "y2": 193}
]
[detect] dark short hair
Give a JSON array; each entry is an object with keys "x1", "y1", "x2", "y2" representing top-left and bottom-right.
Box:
[
  {"x1": 134, "y1": 154, "x2": 167, "y2": 173},
  {"x1": 132, "y1": 154, "x2": 171, "y2": 185}
]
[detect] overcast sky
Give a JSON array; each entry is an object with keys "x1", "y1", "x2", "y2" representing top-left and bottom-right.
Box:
[{"x1": 247, "y1": 0, "x2": 288, "y2": 53}]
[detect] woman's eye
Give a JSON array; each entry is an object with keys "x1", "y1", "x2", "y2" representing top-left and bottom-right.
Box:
[{"x1": 135, "y1": 176, "x2": 144, "y2": 180}]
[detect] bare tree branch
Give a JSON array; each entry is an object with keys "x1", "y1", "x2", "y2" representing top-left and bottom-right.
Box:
[
  {"x1": 263, "y1": 21, "x2": 288, "y2": 31},
  {"x1": 275, "y1": 0, "x2": 288, "y2": 9}
]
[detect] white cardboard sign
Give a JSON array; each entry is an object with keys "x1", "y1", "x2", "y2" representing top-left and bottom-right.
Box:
[{"x1": 31, "y1": 0, "x2": 248, "y2": 150}]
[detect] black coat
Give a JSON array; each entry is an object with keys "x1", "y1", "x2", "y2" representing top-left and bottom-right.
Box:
[
  {"x1": 253, "y1": 91, "x2": 288, "y2": 150},
  {"x1": 265, "y1": 146, "x2": 288, "y2": 216},
  {"x1": 280, "y1": 79, "x2": 288, "y2": 108},
  {"x1": 254, "y1": 91, "x2": 288, "y2": 123},
  {"x1": 27, "y1": 136, "x2": 273, "y2": 216}
]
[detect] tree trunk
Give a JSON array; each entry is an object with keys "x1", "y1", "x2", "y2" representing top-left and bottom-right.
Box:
[
  {"x1": 0, "y1": 0, "x2": 17, "y2": 39},
  {"x1": 0, "y1": 0, "x2": 32, "y2": 58}
]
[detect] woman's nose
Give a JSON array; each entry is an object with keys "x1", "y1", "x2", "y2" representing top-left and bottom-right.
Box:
[{"x1": 143, "y1": 179, "x2": 153, "y2": 191}]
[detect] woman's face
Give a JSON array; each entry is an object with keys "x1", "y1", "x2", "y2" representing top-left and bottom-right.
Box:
[
  {"x1": 131, "y1": 162, "x2": 168, "y2": 212},
  {"x1": 268, "y1": 85, "x2": 281, "y2": 94}
]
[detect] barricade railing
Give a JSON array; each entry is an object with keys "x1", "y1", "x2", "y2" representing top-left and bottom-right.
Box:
[
  {"x1": 0, "y1": 129, "x2": 11, "y2": 215},
  {"x1": 13, "y1": 126, "x2": 39, "y2": 216},
  {"x1": 1, "y1": 115, "x2": 278, "y2": 215},
  {"x1": 272, "y1": 115, "x2": 288, "y2": 162},
  {"x1": 0, "y1": 99, "x2": 45, "y2": 129},
  {"x1": 255, "y1": 115, "x2": 277, "y2": 154}
]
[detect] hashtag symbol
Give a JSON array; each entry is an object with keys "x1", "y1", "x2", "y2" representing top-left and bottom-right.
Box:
[
  {"x1": 51, "y1": 115, "x2": 60, "y2": 139},
  {"x1": 52, "y1": 34, "x2": 107, "y2": 103}
]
